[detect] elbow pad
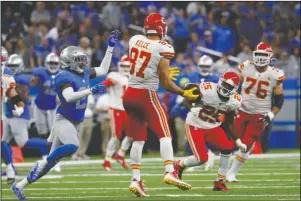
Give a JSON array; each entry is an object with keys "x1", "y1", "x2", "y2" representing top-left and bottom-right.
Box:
[
  {"x1": 10, "y1": 94, "x2": 23, "y2": 105},
  {"x1": 273, "y1": 94, "x2": 284, "y2": 110}
]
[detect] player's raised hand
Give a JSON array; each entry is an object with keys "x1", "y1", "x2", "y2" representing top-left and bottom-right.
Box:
[
  {"x1": 168, "y1": 67, "x2": 180, "y2": 81},
  {"x1": 108, "y1": 30, "x2": 121, "y2": 47},
  {"x1": 90, "y1": 84, "x2": 107, "y2": 94},
  {"x1": 12, "y1": 105, "x2": 24, "y2": 117}
]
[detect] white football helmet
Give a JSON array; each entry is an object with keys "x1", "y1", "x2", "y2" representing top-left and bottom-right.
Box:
[
  {"x1": 198, "y1": 55, "x2": 214, "y2": 77},
  {"x1": 118, "y1": 55, "x2": 131, "y2": 76},
  {"x1": 45, "y1": 53, "x2": 60, "y2": 73},
  {"x1": 1, "y1": 55, "x2": 5, "y2": 74},
  {"x1": 217, "y1": 71, "x2": 240, "y2": 98},
  {"x1": 6, "y1": 54, "x2": 24, "y2": 74},
  {"x1": 253, "y1": 42, "x2": 273, "y2": 67},
  {"x1": 60, "y1": 46, "x2": 88, "y2": 73}
]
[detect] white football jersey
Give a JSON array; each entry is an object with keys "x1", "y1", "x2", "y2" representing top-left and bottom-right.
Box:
[
  {"x1": 1, "y1": 74, "x2": 16, "y2": 119},
  {"x1": 128, "y1": 34, "x2": 175, "y2": 91},
  {"x1": 239, "y1": 60, "x2": 285, "y2": 114},
  {"x1": 186, "y1": 82, "x2": 241, "y2": 129},
  {"x1": 106, "y1": 72, "x2": 128, "y2": 110}
]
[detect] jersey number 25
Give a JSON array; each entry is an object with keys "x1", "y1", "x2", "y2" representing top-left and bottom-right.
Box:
[{"x1": 129, "y1": 47, "x2": 151, "y2": 78}]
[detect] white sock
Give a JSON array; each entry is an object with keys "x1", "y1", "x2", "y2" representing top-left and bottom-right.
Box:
[
  {"x1": 217, "y1": 153, "x2": 231, "y2": 181},
  {"x1": 227, "y1": 149, "x2": 249, "y2": 177},
  {"x1": 130, "y1": 141, "x2": 145, "y2": 181},
  {"x1": 105, "y1": 137, "x2": 119, "y2": 161},
  {"x1": 118, "y1": 137, "x2": 133, "y2": 157},
  {"x1": 16, "y1": 178, "x2": 29, "y2": 190},
  {"x1": 160, "y1": 137, "x2": 175, "y2": 173},
  {"x1": 183, "y1": 155, "x2": 202, "y2": 167}
]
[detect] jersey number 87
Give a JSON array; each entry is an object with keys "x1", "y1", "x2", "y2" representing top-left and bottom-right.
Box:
[{"x1": 129, "y1": 47, "x2": 151, "y2": 78}]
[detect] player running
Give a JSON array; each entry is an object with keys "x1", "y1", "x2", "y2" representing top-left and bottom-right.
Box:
[
  {"x1": 226, "y1": 42, "x2": 285, "y2": 182},
  {"x1": 31, "y1": 53, "x2": 60, "y2": 137},
  {"x1": 174, "y1": 71, "x2": 247, "y2": 191},
  {"x1": 102, "y1": 55, "x2": 133, "y2": 170},
  {"x1": 3, "y1": 54, "x2": 49, "y2": 184},
  {"x1": 123, "y1": 13, "x2": 199, "y2": 197},
  {"x1": 11, "y1": 30, "x2": 120, "y2": 200}
]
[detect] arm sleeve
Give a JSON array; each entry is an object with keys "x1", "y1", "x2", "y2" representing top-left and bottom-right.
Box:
[
  {"x1": 93, "y1": 46, "x2": 114, "y2": 76},
  {"x1": 62, "y1": 87, "x2": 92, "y2": 103}
]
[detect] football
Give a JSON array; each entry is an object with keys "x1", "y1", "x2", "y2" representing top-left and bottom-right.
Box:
[{"x1": 182, "y1": 83, "x2": 200, "y2": 95}]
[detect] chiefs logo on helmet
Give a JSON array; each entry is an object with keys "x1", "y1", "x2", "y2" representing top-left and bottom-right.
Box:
[
  {"x1": 217, "y1": 71, "x2": 240, "y2": 97},
  {"x1": 144, "y1": 13, "x2": 167, "y2": 39}
]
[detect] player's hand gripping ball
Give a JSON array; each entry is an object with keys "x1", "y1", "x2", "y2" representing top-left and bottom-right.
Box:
[{"x1": 182, "y1": 83, "x2": 201, "y2": 102}]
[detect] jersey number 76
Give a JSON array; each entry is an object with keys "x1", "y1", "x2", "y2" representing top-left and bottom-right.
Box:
[{"x1": 129, "y1": 47, "x2": 151, "y2": 78}]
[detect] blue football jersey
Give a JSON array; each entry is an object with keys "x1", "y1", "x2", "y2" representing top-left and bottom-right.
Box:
[
  {"x1": 5, "y1": 73, "x2": 31, "y2": 120},
  {"x1": 33, "y1": 68, "x2": 58, "y2": 110},
  {"x1": 187, "y1": 71, "x2": 220, "y2": 84},
  {"x1": 55, "y1": 68, "x2": 91, "y2": 123},
  {"x1": 3, "y1": 67, "x2": 14, "y2": 76}
]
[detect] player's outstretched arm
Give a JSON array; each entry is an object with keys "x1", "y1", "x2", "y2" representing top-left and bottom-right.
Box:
[
  {"x1": 91, "y1": 30, "x2": 120, "y2": 78},
  {"x1": 61, "y1": 83, "x2": 106, "y2": 103}
]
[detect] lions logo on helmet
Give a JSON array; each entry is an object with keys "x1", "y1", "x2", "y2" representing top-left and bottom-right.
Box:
[
  {"x1": 45, "y1": 53, "x2": 60, "y2": 74},
  {"x1": 6, "y1": 54, "x2": 24, "y2": 74},
  {"x1": 60, "y1": 46, "x2": 88, "y2": 74}
]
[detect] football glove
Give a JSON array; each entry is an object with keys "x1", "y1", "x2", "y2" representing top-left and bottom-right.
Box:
[
  {"x1": 108, "y1": 30, "x2": 120, "y2": 47},
  {"x1": 90, "y1": 84, "x2": 107, "y2": 94},
  {"x1": 235, "y1": 138, "x2": 247, "y2": 152},
  {"x1": 259, "y1": 111, "x2": 274, "y2": 127},
  {"x1": 168, "y1": 67, "x2": 180, "y2": 81},
  {"x1": 183, "y1": 87, "x2": 199, "y2": 101},
  {"x1": 12, "y1": 105, "x2": 24, "y2": 117}
]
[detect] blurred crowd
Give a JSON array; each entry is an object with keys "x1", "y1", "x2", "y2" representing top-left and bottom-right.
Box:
[{"x1": 1, "y1": 2, "x2": 300, "y2": 77}]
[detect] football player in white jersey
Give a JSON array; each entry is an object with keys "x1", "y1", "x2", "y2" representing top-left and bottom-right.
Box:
[
  {"x1": 173, "y1": 71, "x2": 247, "y2": 191},
  {"x1": 1, "y1": 55, "x2": 25, "y2": 184},
  {"x1": 123, "y1": 13, "x2": 199, "y2": 197},
  {"x1": 226, "y1": 42, "x2": 285, "y2": 182},
  {"x1": 102, "y1": 55, "x2": 133, "y2": 171}
]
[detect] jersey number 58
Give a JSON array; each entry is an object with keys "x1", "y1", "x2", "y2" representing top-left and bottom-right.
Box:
[{"x1": 129, "y1": 47, "x2": 151, "y2": 78}]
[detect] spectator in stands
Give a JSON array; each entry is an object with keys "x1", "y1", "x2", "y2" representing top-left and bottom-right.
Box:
[
  {"x1": 200, "y1": 30, "x2": 215, "y2": 50},
  {"x1": 72, "y1": 95, "x2": 95, "y2": 160},
  {"x1": 30, "y1": 2, "x2": 51, "y2": 26},
  {"x1": 240, "y1": 9, "x2": 264, "y2": 48},
  {"x1": 35, "y1": 37, "x2": 53, "y2": 67},
  {"x1": 212, "y1": 54, "x2": 232, "y2": 75},
  {"x1": 186, "y1": 32, "x2": 202, "y2": 55},
  {"x1": 79, "y1": 37, "x2": 93, "y2": 67},
  {"x1": 96, "y1": 93, "x2": 111, "y2": 155},
  {"x1": 188, "y1": 3, "x2": 208, "y2": 37},
  {"x1": 213, "y1": 2, "x2": 238, "y2": 29},
  {"x1": 102, "y1": 2, "x2": 126, "y2": 31},
  {"x1": 15, "y1": 39, "x2": 33, "y2": 69},
  {"x1": 24, "y1": 26, "x2": 41, "y2": 52},
  {"x1": 91, "y1": 34, "x2": 105, "y2": 68},
  {"x1": 237, "y1": 42, "x2": 253, "y2": 62},
  {"x1": 187, "y1": 2, "x2": 206, "y2": 17}
]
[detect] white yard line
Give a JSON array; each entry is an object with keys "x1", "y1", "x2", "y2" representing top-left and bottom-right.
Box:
[
  {"x1": 3, "y1": 194, "x2": 300, "y2": 200},
  {"x1": 2, "y1": 153, "x2": 299, "y2": 168},
  {"x1": 2, "y1": 186, "x2": 300, "y2": 191}
]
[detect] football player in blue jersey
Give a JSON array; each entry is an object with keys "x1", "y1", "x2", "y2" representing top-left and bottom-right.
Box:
[
  {"x1": 2, "y1": 55, "x2": 49, "y2": 185},
  {"x1": 31, "y1": 53, "x2": 60, "y2": 137},
  {"x1": 170, "y1": 55, "x2": 219, "y2": 170},
  {"x1": 12, "y1": 30, "x2": 120, "y2": 200}
]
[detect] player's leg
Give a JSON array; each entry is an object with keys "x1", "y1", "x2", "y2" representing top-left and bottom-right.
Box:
[
  {"x1": 2, "y1": 118, "x2": 16, "y2": 184},
  {"x1": 175, "y1": 124, "x2": 207, "y2": 179},
  {"x1": 78, "y1": 118, "x2": 93, "y2": 159},
  {"x1": 146, "y1": 91, "x2": 191, "y2": 190},
  {"x1": 115, "y1": 111, "x2": 133, "y2": 168},
  {"x1": 33, "y1": 104, "x2": 49, "y2": 136},
  {"x1": 103, "y1": 109, "x2": 122, "y2": 170},
  {"x1": 205, "y1": 127, "x2": 235, "y2": 191},
  {"x1": 12, "y1": 118, "x2": 48, "y2": 158}
]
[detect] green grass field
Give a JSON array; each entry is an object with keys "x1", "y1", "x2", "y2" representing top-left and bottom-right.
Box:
[{"x1": 2, "y1": 153, "x2": 300, "y2": 201}]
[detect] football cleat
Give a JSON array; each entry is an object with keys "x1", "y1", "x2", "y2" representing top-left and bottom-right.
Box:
[
  {"x1": 103, "y1": 160, "x2": 112, "y2": 171},
  {"x1": 163, "y1": 171, "x2": 191, "y2": 190},
  {"x1": 173, "y1": 160, "x2": 185, "y2": 179},
  {"x1": 226, "y1": 175, "x2": 240, "y2": 183},
  {"x1": 213, "y1": 180, "x2": 230, "y2": 191},
  {"x1": 28, "y1": 160, "x2": 46, "y2": 183},
  {"x1": 129, "y1": 179, "x2": 149, "y2": 197},
  {"x1": 6, "y1": 164, "x2": 16, "y2": 185},
  {"x1": 52, "y1": 163, "x2": 61, "y2": 172},
  {"x1": 115, "y1": 153, "x2": 128, "y2": 169},
  {"x1": 11, "y1": 183, "x2": 26, "y2": 200}
]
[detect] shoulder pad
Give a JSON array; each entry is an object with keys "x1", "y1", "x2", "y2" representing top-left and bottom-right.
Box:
[
  {"x1": 271, "y1": 67, "x2": 286, "y2": 82},
  {"x1": 15, "y1": 74, "x2": 30, "y2": 86},
  {"x1": 33, "y1": 68, "x2": 45, "y2": 77},
  {"x1": 199, "y1": 82, "x2": 216, "y2": 97},
  {"x1": 159, "y1": 41, "x2": 175, "y2": 60},
  {"x1": 55, "y1": 71, "x2": 74, "y2": 88},
  {"x1": 238, "y1": 60, "x2": 253, "y2": 71},
  {"x1": 229, "y1": 92, "x2": 242, "y2": 110}
]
